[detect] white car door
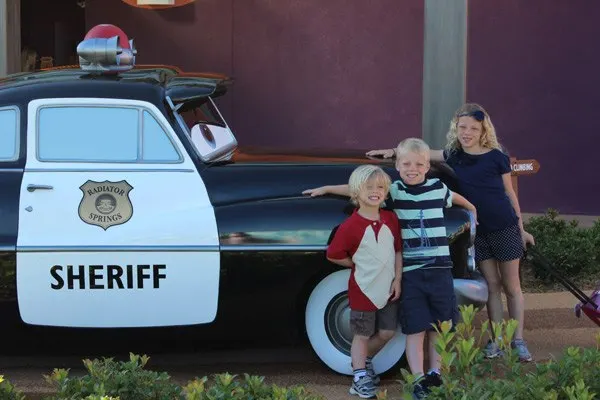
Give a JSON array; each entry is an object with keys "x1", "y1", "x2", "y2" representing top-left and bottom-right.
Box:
[{"x1": 16, "y1": 98, "x2": 220, "y2": 328}]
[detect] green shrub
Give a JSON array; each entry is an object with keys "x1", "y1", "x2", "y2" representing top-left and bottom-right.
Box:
[
  {"x1": 589, "y1": 219, "x2": 600, "y2": 269},
  {"x1": 524, "y1": 209, "x2": 600, "y2": 281},
  {"x1": 0, "y1": 375, "x2": 26, "y2": 400},
  {"x1": 42, "y1": 353, "x2": 324, "y2": 400},
  {"x1": 43, "y1": 353, "x2": 183, "y2": 400},
  {"x1": 182, "y1": 373, "x2": 325, "y2": 400},
  {"x1": 389, "y1": 305, "x2": 600, "y2": 399}
]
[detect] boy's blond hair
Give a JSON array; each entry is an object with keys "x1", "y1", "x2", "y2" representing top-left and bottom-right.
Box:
[
  {"x1": 348, "y1": 164, "x2": 391, "y2": 206},
  {"x1": 395, "y1": 138, "x2": 431, "y2": 160}
]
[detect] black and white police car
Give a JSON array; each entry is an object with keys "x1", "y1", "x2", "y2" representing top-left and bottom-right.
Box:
[{"x1": 0, "y1": 25, "x2": 488, "y2": 376}]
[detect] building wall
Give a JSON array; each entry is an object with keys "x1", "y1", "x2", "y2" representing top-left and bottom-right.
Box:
[
  {"x1": 86, "y1": 0, "x2": 424, "y2": 150},
  {"x1": 85, "y1": 0, "x2": 600, "y2": 216},
  {"x1": 467, "y1": 0, "x2": 600, "y2": 215}
]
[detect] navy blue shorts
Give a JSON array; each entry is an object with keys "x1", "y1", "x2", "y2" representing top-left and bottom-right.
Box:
[
  {"x1": 475, "y1": 224, "x2": 524, "y2": 263},
  {"x1": 399, "y1": 268, "x2": 458, "y2": 335}
]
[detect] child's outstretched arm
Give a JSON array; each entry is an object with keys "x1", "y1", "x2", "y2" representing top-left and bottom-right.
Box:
[
  {"x1": 451, "y1": 191, "x2": 478, "y2": 224},
  {"x1": 302, "y1": 184, "x2": 350, "y2": 197},
  {"x1": 365, "y1": 147, "x2": 445, "y2": 162},
  {"x1": 502, "y1": 173, "x2": 536, "y2": 247}
]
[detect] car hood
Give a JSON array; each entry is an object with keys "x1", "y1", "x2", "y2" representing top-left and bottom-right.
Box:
[
  {"x1": 231, "y1": 146, "x2": 394, "y2": 166},
  {"x1": 201, "y1": 145, "x2": 459, "y2": 206}
]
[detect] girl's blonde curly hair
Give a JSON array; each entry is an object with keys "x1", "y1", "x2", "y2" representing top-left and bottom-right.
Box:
[{"x1": 445, "y1": 103, "x2": 502, "y2": 153}]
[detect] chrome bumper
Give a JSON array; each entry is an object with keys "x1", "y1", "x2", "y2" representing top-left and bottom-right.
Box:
[{"x1": 453, "y1": 271, "x2": 488, "y2": 310}]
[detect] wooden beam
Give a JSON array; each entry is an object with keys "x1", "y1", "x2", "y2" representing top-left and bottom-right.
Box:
[
  {"x1": 0, "y1": 0, "x2": 20, "y2": 77},
  {"x1": 6, "y1": 0, "x2": 20, "y2": 74}
]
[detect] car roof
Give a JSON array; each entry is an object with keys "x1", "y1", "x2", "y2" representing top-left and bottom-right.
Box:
[{"x1": 0, "y1": 65, "x2": 232, "y2": 107}]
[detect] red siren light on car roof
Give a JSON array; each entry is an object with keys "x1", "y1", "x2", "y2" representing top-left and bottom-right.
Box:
[{"x1": 77, "y1": 24, "x2": 137, "y2": 73}]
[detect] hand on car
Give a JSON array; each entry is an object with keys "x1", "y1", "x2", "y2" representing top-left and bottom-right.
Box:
[
  {"x1": 302, "y1": 187, "x2": 328, "y2": 197},
  {"x1": 365, "y1": 149, "x2": 395, "y2": 158},
  {"x1": 390, "y1": 278, "x2": 401, "y2": 301}
]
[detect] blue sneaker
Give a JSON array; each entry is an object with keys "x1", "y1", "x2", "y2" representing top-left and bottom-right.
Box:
[
  {"x1": 349, "y1": 374, "x2": 376, "y2": 399},
  {"x1": 365, "y1": 359, "x2": 380, "y2": 386},
  {"x1": 483, "y1": 340, "x2": 504, "y2": 359},
  {"x1": 423, "y1": 371, "x2": 442, "y2": 388},
  {"x1": 511, "y1": 339, "x2": 533, "y2": 362},
  {"x1": 410, "y1": 375, "x2": 429, "y2": 399}
]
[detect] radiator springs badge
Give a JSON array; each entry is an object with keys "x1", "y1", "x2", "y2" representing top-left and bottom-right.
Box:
[{"x1": 78, "y1": 180, "x2": 133, "y2": 230}]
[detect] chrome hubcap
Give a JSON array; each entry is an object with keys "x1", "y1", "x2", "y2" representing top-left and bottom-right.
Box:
[{"x1": 324, "y1": 292, "x2": 352, "y2": 356}]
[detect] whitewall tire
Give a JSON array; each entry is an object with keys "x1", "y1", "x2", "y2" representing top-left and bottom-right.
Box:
[{"x1": 305, "y1": 269, "x2": 406, "y2": 376}]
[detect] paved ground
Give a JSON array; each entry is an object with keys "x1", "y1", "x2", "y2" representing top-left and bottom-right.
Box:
[{"x1": 1, "y1": 291, "x2": 598, "y2": 399}]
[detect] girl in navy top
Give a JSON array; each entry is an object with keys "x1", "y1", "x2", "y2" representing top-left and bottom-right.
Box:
[{"x1": 366, "y1": 103, "x2": 536, "y2": 362}]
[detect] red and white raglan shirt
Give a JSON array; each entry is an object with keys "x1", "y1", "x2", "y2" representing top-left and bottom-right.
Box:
[{"x1": 327, "y1": 209, "x2": 402, "y2": 311}]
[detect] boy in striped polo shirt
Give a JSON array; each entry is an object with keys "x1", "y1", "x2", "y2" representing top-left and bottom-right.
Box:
[
  {"x1": 303, "y1": 138, "x2": 476, "y2": 399},
  {"x1": 391, "y1": 138, "x2": 475, "y2": 399}
]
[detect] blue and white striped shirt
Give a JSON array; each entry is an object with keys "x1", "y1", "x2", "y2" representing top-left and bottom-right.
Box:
[{"x1": 388, "y1": 178, "x2": 453, "y2": 272}]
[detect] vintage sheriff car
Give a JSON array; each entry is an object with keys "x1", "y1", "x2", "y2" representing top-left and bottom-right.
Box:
[{"x1": 0, "y1": 25, "x2": 487, "y2": 376}]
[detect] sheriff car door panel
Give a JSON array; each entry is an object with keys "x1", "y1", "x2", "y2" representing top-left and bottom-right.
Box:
[
  {"x1": 17, "y1": 98, "x2": 220, "y2": 328},
  {"x1": 0, "y1": 106, "x2": 22, "y2": 309}
]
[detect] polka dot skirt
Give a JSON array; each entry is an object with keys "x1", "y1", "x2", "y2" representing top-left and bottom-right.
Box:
[{"x1": 474, "y1": 224, "x2": 524, "y2": 262}]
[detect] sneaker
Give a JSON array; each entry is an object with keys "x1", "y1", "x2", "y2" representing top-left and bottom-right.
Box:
[
  {"x1": 412, "y1": 377, "x2": 428, "y2": 400},
  {"x1": 423, "y1": 371, "x2": 442, "y2": 388},
  {"x1": 483, "y1": 339, "x2": 504, "y2": 359},
  {"x1": 349, "y1": 375, "x2": 377, "y2": 399},
  {"x1": 365, "y1": 360, "x2": 380, "y2": 386},
  {"x1": 511, "y1": 338, "x2": 533, "y2": 362}
]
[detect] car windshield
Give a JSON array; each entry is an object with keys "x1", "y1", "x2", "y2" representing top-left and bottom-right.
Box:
[{"x1": 177, "y1": 98, "x2": 226, "y2": 130}]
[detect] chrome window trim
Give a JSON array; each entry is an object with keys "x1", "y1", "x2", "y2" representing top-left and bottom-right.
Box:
[
  {"x1": 17, "y1": 244, "x2": 328, "y2": 253},
  {"x1": 0, "y1": 106, "x2": 20, "y2": 162},
  {"x1": 220, "y1": 244, "x2": 327, "y2": 252},
  {"x1": 17, "y1": 245, "x2": 219, "y2": 252},
  {"x1": 23, "y1": 168, "x2": 195, "y2": 173},
  {"x1": 35, "y1": 103, "x2": 184, "y2": 164},
  {"x1": 0, "y1": 168, "x2": 24, "y2": 172}
]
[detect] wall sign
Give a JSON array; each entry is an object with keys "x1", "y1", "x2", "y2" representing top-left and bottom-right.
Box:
[
  {"x1": 509, "y1": 157, "x2": 541, "y2": 197},
  {"x1": 511, "y1": 159, "x2": 540, "y2": 176}
]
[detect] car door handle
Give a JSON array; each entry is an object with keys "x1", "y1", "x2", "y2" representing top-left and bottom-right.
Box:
[{"x1": 27, "y1": 184, "x2": 54, "y2": 192}]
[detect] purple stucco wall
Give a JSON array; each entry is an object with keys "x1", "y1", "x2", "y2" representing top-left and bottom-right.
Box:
[
  {"x1": 85, "y1": 1, "x2": 598, "y2": 215},
  {"x1": 467, "y1": 1, "x2": 600, "y2": 215},
  {"x1": 86, "y1": 0, "x2": 424, "y2": 150}
]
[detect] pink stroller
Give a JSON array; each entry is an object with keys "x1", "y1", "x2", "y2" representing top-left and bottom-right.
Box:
[
  {"x1": 575, "y1": 287, "x2": 600, "y2": 327},
  {"x1": 527, "y1": 246, "x2": 600, "y2": 328}
]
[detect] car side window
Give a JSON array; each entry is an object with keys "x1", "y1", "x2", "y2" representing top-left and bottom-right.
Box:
[
  {"x1": 37, "y1": 106, "x2": 181, "y2": 163},
  {"x1": 0, "y1": 107, "x2": 19, "y2": 161},
  {"x1": 142, "y1": 111, "x2": 180, "y2": 161}
]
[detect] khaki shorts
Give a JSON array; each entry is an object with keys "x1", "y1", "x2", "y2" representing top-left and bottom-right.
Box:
[{"x1": 350, "y1": 300, "x2": 398, "y2": 337}]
